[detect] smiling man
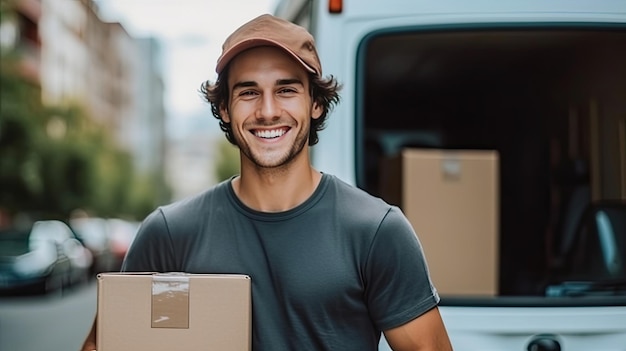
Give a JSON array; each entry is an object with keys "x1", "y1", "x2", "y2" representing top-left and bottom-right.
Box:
[
  {"x1": 81, "y1": 14, "x2": 452, "y2": 351},
  {"x1": 226, "y1": 45, "x2": 320, "y2": 170}
]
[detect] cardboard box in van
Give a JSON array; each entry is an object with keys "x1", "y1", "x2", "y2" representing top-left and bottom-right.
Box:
[
  {"x1": 96, "y1": 272, "x2": 251, "y2": 351},
  {"x1": 381, "y1": 148, "x2": 499, "y2": 296}
]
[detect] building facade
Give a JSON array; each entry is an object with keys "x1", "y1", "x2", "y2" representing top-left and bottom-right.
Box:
[{"x1": 2, "y1": 0, "x2": 169, "y2": 203}]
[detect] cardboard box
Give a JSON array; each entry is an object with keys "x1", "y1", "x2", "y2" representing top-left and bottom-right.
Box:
[
  {"x1": 381, "y1": 148, "x2": 499, "y2": 296},
  {"x1": 97, "y1": 272, "x2": 251, "y2": 351}
]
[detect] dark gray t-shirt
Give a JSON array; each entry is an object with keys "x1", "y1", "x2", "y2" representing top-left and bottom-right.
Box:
[{"x1": 122, "y1": 173, "x2": 439, "y2": 350}]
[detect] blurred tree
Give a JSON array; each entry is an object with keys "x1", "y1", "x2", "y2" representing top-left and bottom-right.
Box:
[
  {"x1": 214, "y1": 138, "x2": 240, "y2": 182},
  {"x1": 35, "y1": 105, "x2": 104, "y2": 218},
  {"x1": 40, "y1": 107, "x2": 165, "y2": 220},
  {"x1": 0, "y1": 49, "x2": 162, "y2": 222},
  {"x1": 0, "y1": 50, "x2": 47, "y2": 216}
]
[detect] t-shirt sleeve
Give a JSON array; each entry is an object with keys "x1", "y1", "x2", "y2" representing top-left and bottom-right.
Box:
[
  {"x1": 121, "y1": 208, "x2": 178, "y2": 272},
  {"x1": 364, "y1": 206, "x2": 440, "y2": 331}
]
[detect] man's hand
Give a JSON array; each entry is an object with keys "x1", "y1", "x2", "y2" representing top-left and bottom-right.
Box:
[{"x1": 80, "y1": 319, "x2": 97, "y2": 351}]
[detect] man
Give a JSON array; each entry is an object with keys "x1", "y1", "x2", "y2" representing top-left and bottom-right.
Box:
[{"x1": 81, "y1": 14, "x2": 452, "y2": 350}]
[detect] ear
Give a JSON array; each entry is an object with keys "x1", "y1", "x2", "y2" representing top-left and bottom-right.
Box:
[
  {"x1": 311, "y1": 101, "x2": 323, "y2": 120},
  {"x1": 220, "y1": 105, "x2": 231, "y2": 123}
]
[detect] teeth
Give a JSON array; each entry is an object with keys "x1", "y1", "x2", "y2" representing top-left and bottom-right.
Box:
[{"x1": 255, "y1": 129, "x2": 286, "y2": 139}]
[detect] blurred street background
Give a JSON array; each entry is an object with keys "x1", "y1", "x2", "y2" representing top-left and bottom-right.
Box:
[{"x1": 1, "y1": 1, "x2": 276, "y2": 350}]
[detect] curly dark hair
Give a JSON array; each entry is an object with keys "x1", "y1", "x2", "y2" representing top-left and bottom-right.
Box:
[{"x1": 199, "y1": 65, "x2": 341, "y2": 146}]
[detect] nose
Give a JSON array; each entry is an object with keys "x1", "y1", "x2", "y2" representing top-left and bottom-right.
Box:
[{"x1": 258, "y1": 94, "x2": 280, "y2": 120}]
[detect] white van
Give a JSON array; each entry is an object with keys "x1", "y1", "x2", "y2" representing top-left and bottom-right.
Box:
[{"x1": 275, "y1": 0, "x2": 626, "y2": 349}]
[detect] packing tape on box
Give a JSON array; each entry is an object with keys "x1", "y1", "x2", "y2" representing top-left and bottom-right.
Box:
[
  {"x1": 441, "y1": 154, "x2": 461, "y2": 181},
  {"x1": 151, "y1": 273, "x2": 190, "y2": 329}
]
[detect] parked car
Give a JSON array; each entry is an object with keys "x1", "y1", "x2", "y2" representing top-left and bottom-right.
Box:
[
  {"x1": 0, "y1": 220, "x2": 92, "y2": 295},
  {"x1": 29, "y1": 220, "x2": 94, "y2": 287},
  {"x1": 70, "y1": 217, "x2": 118, "y2": 277}
]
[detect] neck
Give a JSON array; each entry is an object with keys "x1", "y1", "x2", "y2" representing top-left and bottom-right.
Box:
[{"x1": 232, "y1": 156, "x2": 322, "y2": 213}]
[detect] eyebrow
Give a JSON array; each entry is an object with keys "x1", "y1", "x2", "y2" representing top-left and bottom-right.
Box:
[
  {"x1": 231, "y1": 78, "x2": 304, "y2": 92},
  {"x1": 276, "y1": 78, "x2": 304, "y2": 86},
  {"x1": 232, "y1": 81, "x2": 258, "y2": 92}
]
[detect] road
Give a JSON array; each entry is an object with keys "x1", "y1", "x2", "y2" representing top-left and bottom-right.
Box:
[{"x1": 0, "y1": 281, "x2": 97, "y2": 351}]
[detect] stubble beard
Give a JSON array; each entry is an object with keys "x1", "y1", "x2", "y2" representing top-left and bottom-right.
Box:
[{"x1": 235, "y1": 123, "x2": 310, "y2": 171}]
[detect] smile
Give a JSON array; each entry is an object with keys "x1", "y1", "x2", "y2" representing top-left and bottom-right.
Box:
[{"x1": 253, "y1": 128, "x2": 288, "y2": 139}]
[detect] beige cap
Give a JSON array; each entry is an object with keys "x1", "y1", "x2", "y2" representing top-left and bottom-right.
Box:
[{"x1": 216, "y1": 14, "x2": 322, "y2": 77}]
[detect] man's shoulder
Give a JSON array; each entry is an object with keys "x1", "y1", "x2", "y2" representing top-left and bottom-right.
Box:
[
  {"x1": 323, "y1": 174, "x2": 411, "y2": 242},
  {"x1": 325, "y1": 174, "x2": 397, "y2": 221},
  {"x1": 326, "y1": 174, "x2": 390, "y2": 208}
]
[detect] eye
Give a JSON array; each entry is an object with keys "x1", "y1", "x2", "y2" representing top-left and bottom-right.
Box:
[
  {"x1": 278, "y1": 87, "x2": 297, "y2": 94},
  {"x1": 238, "y1": 90, "x2": 258, "y2": 97}
]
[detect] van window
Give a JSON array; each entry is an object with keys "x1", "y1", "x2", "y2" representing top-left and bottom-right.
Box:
[{"x1": 356, "y1": 26, "x2": 626, "y2": 296}]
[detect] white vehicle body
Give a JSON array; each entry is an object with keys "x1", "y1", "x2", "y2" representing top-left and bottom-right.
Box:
[{"x1": 275, "y1": 1, "x2": 626, "y2": 350}]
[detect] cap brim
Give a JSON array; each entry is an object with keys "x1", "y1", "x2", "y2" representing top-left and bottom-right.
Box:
[{"x1": 216, "y1": 38, "x2": 317, "y2": 75}]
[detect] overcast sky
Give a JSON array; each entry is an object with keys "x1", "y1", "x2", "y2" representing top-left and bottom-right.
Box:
[{"x1": 95, "y1": 0, "x2": 277, "y2": 127}]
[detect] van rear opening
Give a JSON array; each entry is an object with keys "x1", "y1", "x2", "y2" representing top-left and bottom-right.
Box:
[{"x1": 357, "y1": 27, "x2": 626, "y2": 298}]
